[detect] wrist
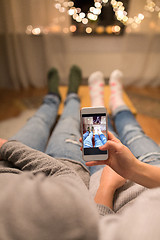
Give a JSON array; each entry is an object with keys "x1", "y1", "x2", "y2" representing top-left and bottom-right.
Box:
[
  {"x1": 129, "y1": 160, "x2": 148, "y2": 185},
  {"x1": 94, "y1": 185, "x2": 115, "y2": 209},
  {"x1": 99, "y1": 182, "x2": 118, "y2": 193},
  {"x1": 125, "y1": 156, "x2": 141, "y2": 180},
  {"x1": 0, "y1": 139, "x2": 7, "y2": 160}
]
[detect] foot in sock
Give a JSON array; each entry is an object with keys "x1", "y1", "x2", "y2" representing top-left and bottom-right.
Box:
[
  {"x1": 67, "y1": 65, "x2": 82, "y2": 94},
  {"x1": 47, "y1": 68, "x2": 61, "y2": 100},
  {"x1": 88, "y1": 71, "x2": 105, "y2": 107},
  {"x1": 109, "y1": 69, "x2": 126, "y2": 113}
]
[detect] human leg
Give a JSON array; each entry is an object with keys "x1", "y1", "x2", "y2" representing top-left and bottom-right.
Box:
[
  {"x1": 84, "y1": 132, "x2": 94, "y2": 148},
  {"x1": 45, "y1": 94, "x2": 84, "y2": 162},
  {"x1": 45, "y1": 66, "x2": 88, "y2": 166},
  {"x1": 88, "y1": 70, "x2": 118, "y2": 137},
  {"x1": 94, "y1": 134, "x2": 103, "y2": 148},
  {"x1": 83, "y1": 131, "x2": 89, "y2": 141},
  {"x1": 99, "y1": 133, "x2": 107, "y2": 145},
  {"x1": 114, "y1": 109, "x2": 160, "y2": 165},
  {"x1": 88, "y1": 71, "x2": 105, "y2": 107},
  {"x1": 10, "y1": 68, "x2": 61, "y2": 152},
  {"x1": 109, "y1": 70, "x2": 160, "y2": 166},
  {"x1": 88, "y1": 71, "x2": 119, "y2": 174}
]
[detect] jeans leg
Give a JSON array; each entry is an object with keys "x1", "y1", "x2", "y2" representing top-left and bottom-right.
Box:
[
  {"x1": 94, "y1": 135, "x2": 103, "y2": 147},
  {"x1": 84, "y1": 132, "x2": 93, "y2": 148},
  {"x1": 45, "y1": 93, "x2": 88, "y2": 167},
  {"x1": 83, "y1": 131, "x2": 89, "y2": 141},
  {"x1": 10, "y1": 94, "x2": 60, "y2": 152},
  {"x1": 108, "y1": 115, "x2": 118, "y2": 138},
  {"x1": 99, "y1": 134, "x2": 107, "y2": 145},
  {"x1": 114, "y1": 109, "x2": 160, "y2": 166}
]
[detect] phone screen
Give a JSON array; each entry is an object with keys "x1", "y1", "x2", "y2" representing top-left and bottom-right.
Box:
[{"x1": 82, "y1": 113, "x2": 107, "y2": 156}]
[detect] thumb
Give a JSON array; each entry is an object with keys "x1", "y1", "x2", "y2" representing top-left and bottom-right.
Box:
[{"x1": 99, "y1": 140, "x2": 119, "y2": 151}]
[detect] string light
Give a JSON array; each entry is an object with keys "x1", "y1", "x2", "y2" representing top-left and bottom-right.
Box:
[
  {"x1": 103, "y1": 0, "x2": 108, "y2": 3},
  {"x1": 86, "y1": 27, "x2": 92, "y2": 33},
  {"x1": 26, "y1": 25, "x2": 33, "y2": 34},
  {"x1": 54, "y1": 0, "x2": 103, "y2": 24},
  {"x1": 63, "y1": 27, "x2": 69, "y2": 33},
  {"x1": 145, "y1": 0, "x2": 160, "y2": 17},
  {"x1": 112, "y1": 25, "x2": 121, "y2": 33},
  {"x1": 105, "y1": 25, "x2": 113, "y2": 34},
  {"x1": 54, "y1": 0, "x2": 146, "y2": 29},
  {"x1": 82, "y1": 18, "x2": 88, "y2": 24},
  {"x1": 32, "y1": 28, "x2": 41, "y2": 35},
  {"x1": 95, "y1": 26, "x2": 105, "y2": 34},
  {"x1": 110, "y1": 0, "x2": 145, "y2": 27},
  {"x1": 26, "y1": 0, "x2": 160, "y2": 35},
  {"x1": 70, "y1": 25, "x2": 77, "y2": 32}
]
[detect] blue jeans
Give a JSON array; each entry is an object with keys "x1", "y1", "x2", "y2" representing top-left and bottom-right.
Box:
[
  {"x1": 94, "y1": 134, "x2": 107, "y2": 147},
  {"x1": 11, "y1": 94, "x2": 160, "y2": 176},
  {"x1": 94, "y1": 135, "x2": 103, "y2": 148},
  {"x1": 11, "y1": 93, "x2": 88, "y2": 171},
  {"x1": 114, "y1": 107, "x2": 160, "y2": 165},
  {"x1": 11, "y1": 94, "x2": 60, "y2": 152},
  {"x1": 84, "y1": 132, "x2": 93, "y2": 148},
  {"x1": 83, "y1": 131, "x2": 89, "y2": 141}
]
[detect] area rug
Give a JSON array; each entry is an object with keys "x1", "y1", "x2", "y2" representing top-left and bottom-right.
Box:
[{"x1": 0, "y1": 109, "x2": 36, "y2": 139}]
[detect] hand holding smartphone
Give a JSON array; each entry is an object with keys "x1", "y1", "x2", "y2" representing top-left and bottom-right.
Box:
[{"x1": 80, "y1": 107, "x2": 108, "y2": 161}]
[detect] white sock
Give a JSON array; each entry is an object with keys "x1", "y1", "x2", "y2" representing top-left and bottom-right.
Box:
[
  {"x1": 94, "y1": 126, "x2": 98, "y2": 135},
  {"x1": 88, "y1": 71, "x2": 105, "y2": 107},
  {"x1": 98, "y1": 126, "x2": 102, "y2": 134},
  {"x1": 109, "y1": 69, "x2": 126, "y2": 113}
]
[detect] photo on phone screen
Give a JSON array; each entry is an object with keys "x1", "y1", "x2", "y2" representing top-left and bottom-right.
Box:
[{"x1": 82, "y1": 113, "x2": 107, "y2": 156}]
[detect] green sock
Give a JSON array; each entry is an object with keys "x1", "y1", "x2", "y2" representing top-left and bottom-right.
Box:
[
  {"x1": 47, "y1": 68, "x2": 61, "y2": 99},
  {"x1": 67, "y1": 65, "x2": 82, "y2": 94}
]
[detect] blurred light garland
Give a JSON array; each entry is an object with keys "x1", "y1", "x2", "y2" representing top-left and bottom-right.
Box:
[
  {"x1": 145, "y1": 0, "x2": 160, "y2": 17},
  {"x1": 54, "y1": 0, "x2": 146, "y2": 27},
  {"x1": 54, "y1": 0, "x2": 105, "y2": 24},
  {"x1": 26, "y1": 0, "x2": 160, "y2": 35}
]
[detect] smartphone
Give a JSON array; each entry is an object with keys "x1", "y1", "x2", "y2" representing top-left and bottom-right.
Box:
[{"x1": 80, "y1": 107, "x2": 108, "y2": 161}]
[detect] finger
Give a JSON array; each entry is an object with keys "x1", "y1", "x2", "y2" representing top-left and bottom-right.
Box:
[
  {"x1": 0, "y1": 138, "x2": 7, "y2": 148},
  {"x1": 108, "y1": 131, "x2": 120, "y2": 143},
  {"x1": 99, "y1": 139, "x2": 119, "y2": 151},
  {"x1": 99, "y1": 141, "x2": 109, "y2": 151},
  {"x1": 80, "y1": 146, "x2": 82, "y2": 151},
  {"x1": 99, "y1": 140, "x2": 114, "y2": 150},
  {"x1": 86, "y1": 160, "x2": 108, "y2": 166}
]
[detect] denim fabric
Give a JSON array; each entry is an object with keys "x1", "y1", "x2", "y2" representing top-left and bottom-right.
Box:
[
  {"x1": 114, "y1": 108, "x2": 160, "y2": 166},
  {"x1": 10, "y1": 94, "x2": 60, "y2": 152},
  {"x1": 107, "y1": 116, "x2": 118, "y2": 138},
  {"x1": 45, "y1": 94, "x2": 82, "y2": 158},
  {"x1": 10, "y1": 94, "x2": 119, "y2": 175},
  {"x1": 11, "y1": 94, "x2": 160, "y2": 176},
  {"x1": 99, "y1": 134, "x2": 107, "y2": 145},
  {"x1": 94, "y1": 135, "x2": 103, "y2": 148},
  {"x1": 83, "y1": 132, "x2": 93, "y2": 148},
  {"x1": 83, "y1": 131, "x2": 89, "y2": 141}
]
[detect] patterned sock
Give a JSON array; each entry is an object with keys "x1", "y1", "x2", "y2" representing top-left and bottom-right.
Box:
[
  {"x1": 67, "y1": 65, "x2": 82, "y2": 94},
  {"x1": 109, "y1": 69, "x2": 126, "y2": 113},
  {"x1": 47, "y1": 68, "x2": 61, "y2": 100},
  {"x1": 88, "y1": 71, "x2": 105, "y2": 107}
]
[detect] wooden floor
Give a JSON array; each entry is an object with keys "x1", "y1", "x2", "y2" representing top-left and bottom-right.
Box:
[
  {"x1": 0, "y1": 86, "x2": 160, "y2": 145},
  {"x1": 125, "y1": 86, "x2": 160, "y2": 145},
  {"x1": 58, "y1": 86, "x2": 137, "y2": 115}
]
